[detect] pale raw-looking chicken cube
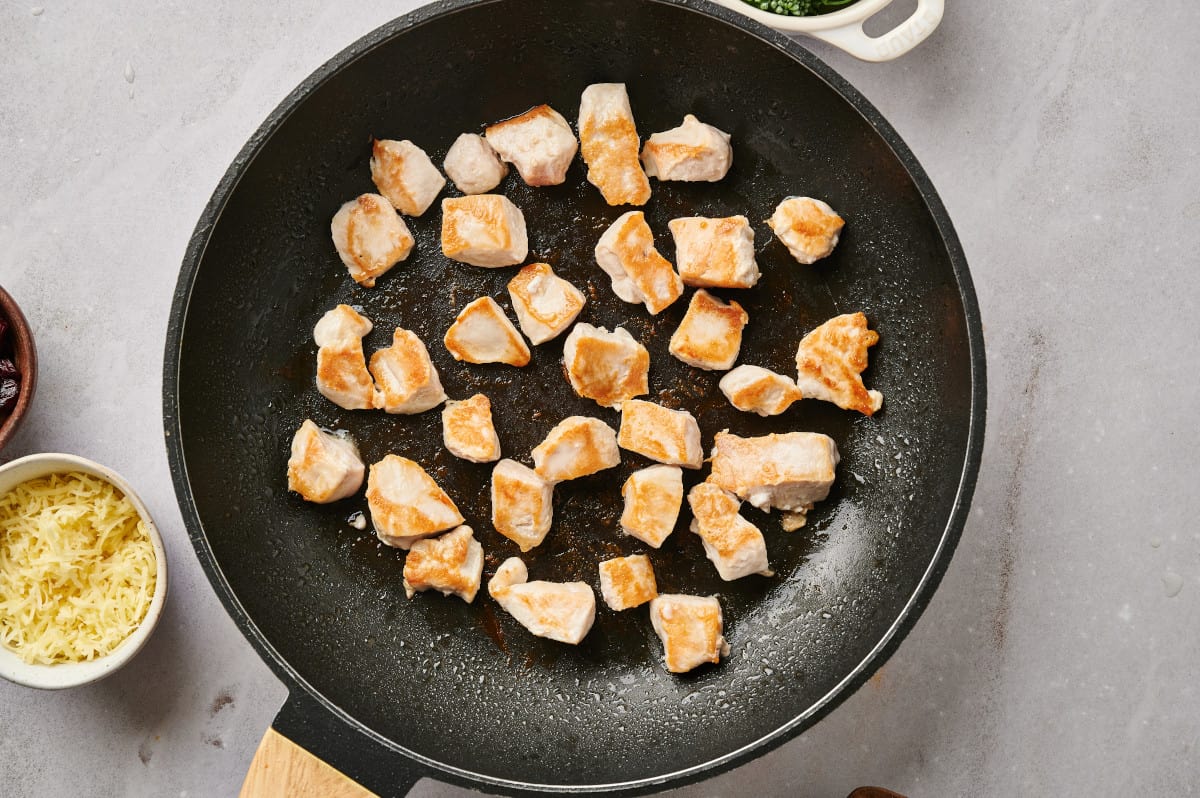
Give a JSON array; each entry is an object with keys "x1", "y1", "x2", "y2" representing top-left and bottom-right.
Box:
[
  {"x1": 578, "y1": 83, "x2": 651, "y2": 206},
  {"x1": 443, "y1": 296, "x2": 531, "y2": 366},
  {"x1": 719, "y1": 365, "x2": 803, "y2": 417},
  {"x1": 620, "y1": 465, "x2": 683, "y2": 548},
  {"x1": 668, "y1": 216, "x2": 760, "y2": 289},
  {"x1": 443, "y1": 133, "x2": 507, "y2": 195},
  {"x1": 649, "y1": 594, "x2": 730, "y2": 673},
  {"x1": 687, "y1": 483, "x2": 772, "y2": 581},
  {"x1": 708, "y1": 430, "x2": 839, "y2": 529},
  {"x1": 594, "y1": 211, "x2": 683, "y2": 315},
  {"x1": 313, "y1": 304, "x2": 379, "y2": 411},
  {"x1": 532, "y1": 416, "x2": 620, "y2": 483},
  {"x1": 368, "y1": 328, "x2": 447, "y2": 414},
  {"x1": 369, "y1": 139, "x2": 445, "y2": 217},
  {"x1": 485, "y1": 105, "x2": 579, "y2": 187},
  {"x1": 490, "y1": 459, "x2": 554, "y2": 552},
  {"x1": 366, "y1": 455, "x2": 464, "y2": 549},
  {"x1": 402, "y1": 525, "x2": 484, "y2": 603},
  {"x1": 441, "y1": 394, "x2": 501, "y2": 463},
  {"x1": 488, "y1": 558, "x2": 596, "y2": 645},
  {"x1": 562, "y1": 323, "x2": 649, "y2": 409},
  {"x1": 440, "y1": 195, "x2": 528, "y2": 267},
  {"x1": 598, "y1": 554, "x2": 658, "y2": 611},
  {"x1": 794, "y1": 312, "x2": 883, "y2": 416},
  {"x1": 330, "y1": 193, "x2": 415, "y2": 287},
  {"x1": 507, "y1": 262, "x2": 586, "y2": 345},
  {"x1": 641, "y1": 114, "x2": 733, "y2": 183},
  {"x1": 286, "y1": 420, "x2": 364, "y2": 503},
  {"x1": 617, "y1": 399, "x2": 703, "y2": 469},
  {"x1": 767, "y1": 197, "x2": 845, "y2": 265},
  {"x1": 669, "y1": 290, "x2": 748, "y2": 371}
]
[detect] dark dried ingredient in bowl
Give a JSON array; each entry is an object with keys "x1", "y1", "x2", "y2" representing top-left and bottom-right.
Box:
[
  {"x1": 742, "y1": 0, "x2": 857, "y2": 16},
  {"x1": 0, "y1": 312, "x2": 18, "y2": 416},
  {"x1": 0, "y1": 378, "x2": 18, "y2": 414}
]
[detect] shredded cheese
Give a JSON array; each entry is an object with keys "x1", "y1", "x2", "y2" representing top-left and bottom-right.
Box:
[{"x1": 0, "y1": 471, "x2": 157, "y2": 665}]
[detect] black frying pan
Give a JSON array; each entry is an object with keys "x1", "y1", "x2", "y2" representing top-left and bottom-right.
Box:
[{"x1": 163, "y1": 0, "x2": 985, "y2": 794}]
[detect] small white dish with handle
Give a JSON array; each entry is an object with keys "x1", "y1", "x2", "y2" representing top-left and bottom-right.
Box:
[{"x1": 710, "y1": 0, "x2": 944, "y2": 62}]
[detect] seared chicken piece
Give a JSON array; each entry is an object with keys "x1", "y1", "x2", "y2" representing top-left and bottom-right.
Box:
[
  {"x1": 330, "y1": 193, "x2": 415, "y2": 287},
  {"x1": 617, "y1": 399, "x2": 703, "y2": 469},
  {"x1": 507, "y1": 262, "x2": 586, "y2": 345},
  {"x1": 562, "y1": 323, "x2": 649, "y2": 409},
  {"x1": 594, "y1": 211, "x2": 683, "y2": 315},
  {"x1": 485, "y1": 105, "x2": 578, "y2": 187},
  {"x1": 687, "y1": 483, "x2": 772, "y2": 581},
  {"x1": 641, "y1": 114, "x2": 732, "y2": 183},
  {"x1": 402, "y1": 525, "x2": 484, "y2": 603},
  {"x1": 286, "y1": 420, "x2": 365, "y2": 503},
  {"x1": 719, "y1": 365, "x2": 803, "y2": 417},
  {"x1": 441, "y1": 394, "x2": 501, "y2": 463},
  {"x1": 532, "y1": 416, "x2": 620, "y2": 483},
  {"x1": 313, "y1": 303, "x2": 373, "y2": 348},
  {"x1": 317, "y1": 340, "x2": 377, "y2": 411},
  {"x1": 578, "y1": 83, "x2": 651, "y2": 206},
  {"x1": 366, "y1": 455, "x2": 464, "y2": 549},
  {"x1": 767, "y1": 197, "x2": 844, "y2": 265},
  {"x1": 620, "y1": 465, "x2": 683, "y2": 548},
  {"x1": 649, "y1": 594, "x2": 729, "y2": 673},
  {"x1": 667, "y1": 215, "x2": 760, "y2": 289},
  {"x1": 488, "y1": 557, "x2": 596, "y2": 644},
  {"x1": 708, "y1": 431, "x2": 839, "y2": 524},
  {"x1": 598, "y1": 554, "x2": 658, "y2": 611},
  {"x1": 794, "y1": 312, "x2": 883, "y2": 415},
  {"x1": 440, "y1": 195, "x2": 528, "y2": 267},
  {"x1": 443, "y1": 133, "x2": 507, "y2": 195},
  {"x1": 369, "y1": 139, "x2": 445, "y2": 217},
  {"x1": 668, "y1": 290, "x2": 748, "y2": 371},
  {"x1": 490, "y1": 459, "x2": 554, "y2": 552},
  {"x1": 368, "y1": 328, "x2": 447, "y2": 414},
  {"x1": 443, "y1": 296, "x2": 531, "y2": 366},
  {"x1": 313, "y1": 304, "x2": 379, "y2": 411}
]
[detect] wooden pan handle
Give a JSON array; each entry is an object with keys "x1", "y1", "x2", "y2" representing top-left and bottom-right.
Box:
[{"x1": 241, "y1": 727, "x2": 379, "y2": 798}]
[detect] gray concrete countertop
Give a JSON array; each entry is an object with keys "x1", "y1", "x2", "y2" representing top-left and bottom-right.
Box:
[{"x1": 2, "y1": 2, "x2": 1197, "y2": 795}]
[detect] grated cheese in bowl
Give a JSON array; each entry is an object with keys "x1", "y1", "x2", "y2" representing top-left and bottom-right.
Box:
[{"x1": 0, "y1": 471, "x2": 158, "y2": 665}]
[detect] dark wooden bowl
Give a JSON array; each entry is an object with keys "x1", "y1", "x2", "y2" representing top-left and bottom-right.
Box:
[{"x1": 0, "y1": 285, "x2": 37, "y2": 453}]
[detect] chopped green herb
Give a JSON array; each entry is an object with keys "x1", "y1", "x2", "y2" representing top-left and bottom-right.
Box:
[{"x1": 742, "y1": 0, "x2": 858, "y2": 16}]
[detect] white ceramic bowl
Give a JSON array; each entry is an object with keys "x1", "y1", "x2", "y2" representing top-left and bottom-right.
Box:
[
  {"x1": 0, "y1": 453, "x2": 167, "y2": 689},
  {"x1": 710, "y1": 0, "x2": 944, "y2": 62}
]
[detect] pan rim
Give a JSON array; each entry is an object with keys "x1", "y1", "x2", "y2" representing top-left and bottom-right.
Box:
[{"x1": 162, "y1": 0, "x2": 986, "y2": 793}]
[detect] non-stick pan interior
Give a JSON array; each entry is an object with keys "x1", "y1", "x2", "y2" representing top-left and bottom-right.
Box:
[{"x1": 174, "y1": 0, "x2": 976, "y2": 787}]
